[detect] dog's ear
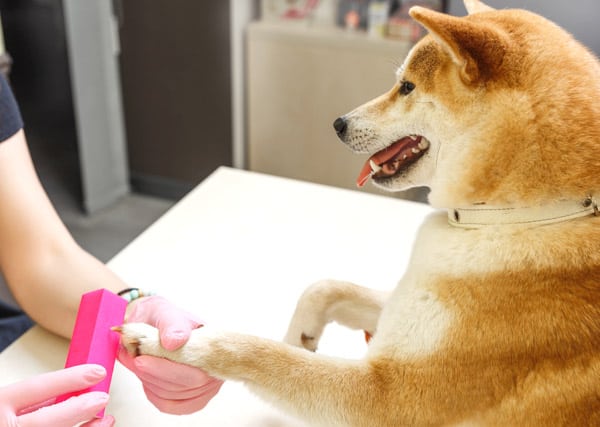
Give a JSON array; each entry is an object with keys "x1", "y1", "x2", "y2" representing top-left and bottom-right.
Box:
[
  {"x1": 463, "y1": 0, "x2": 494, "y2": 15},
  {"x1": 409, "y1": 6, "x2": 506, "y2": 84}
]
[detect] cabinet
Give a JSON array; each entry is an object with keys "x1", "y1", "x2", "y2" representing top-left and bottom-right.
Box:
[{"x1": 247, "y1": 21, "x2": 427, "y2": 201}]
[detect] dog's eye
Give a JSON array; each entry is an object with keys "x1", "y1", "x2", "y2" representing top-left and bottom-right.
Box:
[{"x1": 399, "y1": 81, "x2": 415, "y2": 96}]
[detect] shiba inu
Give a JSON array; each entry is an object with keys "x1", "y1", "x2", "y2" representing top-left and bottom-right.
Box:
[{"x1": 118, "y1": 1, "x2": 600, "y2": 425}]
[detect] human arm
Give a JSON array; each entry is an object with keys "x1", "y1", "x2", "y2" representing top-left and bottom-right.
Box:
[
  {"x1": 0, "y1": 128, "x2": 222, "y2": 413},
  {"x1": 0, "y1": 364, "x2": 114, "y2": 427},
  {"x1": 0, "y1": 129, "x2": 128, "y2": 338}
]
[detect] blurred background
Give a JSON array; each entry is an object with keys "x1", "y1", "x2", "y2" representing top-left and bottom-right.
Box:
[{"x1": 0, "y1": 0, "x2": 598, "y2": 261}]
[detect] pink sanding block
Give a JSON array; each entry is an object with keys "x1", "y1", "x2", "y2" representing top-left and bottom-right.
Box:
[{"x1": 56, "y1": 288, "x2": 127, "y2": 415}]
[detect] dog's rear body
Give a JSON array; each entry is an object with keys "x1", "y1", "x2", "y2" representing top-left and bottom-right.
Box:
[{"x1": 120, "y1": 1, "x2": 600, "y2": 425}]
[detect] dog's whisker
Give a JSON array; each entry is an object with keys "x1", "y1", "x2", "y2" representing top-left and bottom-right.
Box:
[{"x1": 387, "y1": 58, "x2": 402, "y2": 71}]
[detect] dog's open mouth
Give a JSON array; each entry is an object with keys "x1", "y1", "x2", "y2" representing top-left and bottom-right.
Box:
[{"x1": 357, "y1": 136, "x2": 430, "y2": 187}]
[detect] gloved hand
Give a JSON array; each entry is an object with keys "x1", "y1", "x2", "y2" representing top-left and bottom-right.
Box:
[
  {"x1": 0, "y1": 364, "x2": 114, "y2": 427},
  {"x1": 118, "y1": 295, "x2": 223, "y2": 414}
]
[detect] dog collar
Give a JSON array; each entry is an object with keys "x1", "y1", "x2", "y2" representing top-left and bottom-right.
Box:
[{"x1": 448, "y1": 196, "x2": 599, "y2": 229}]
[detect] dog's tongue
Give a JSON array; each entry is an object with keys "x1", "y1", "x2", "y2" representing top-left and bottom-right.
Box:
[{"x1": 356, "y1": 137, "x2": 414, "y2": 187}]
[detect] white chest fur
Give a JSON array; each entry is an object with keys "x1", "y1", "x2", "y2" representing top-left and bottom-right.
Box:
[
  {"x1": 366, "y1": 212, "x2": 510, "y2": 359},
  {"x1": 365, "y1": 213, "x2": 454, "y2": 359},
  {"x1": 365, "y1": 210, "x2": 592, "y2": 359},
  {"x1": 368, "y1": 283, "x2": 451, "y2": 359}
]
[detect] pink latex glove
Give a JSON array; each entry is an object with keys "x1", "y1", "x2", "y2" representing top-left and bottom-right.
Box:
[
  {"x1": 0, "y1": 364, "x2": 114, "y2": 427},
  {"x1": 118, "y1": 295, "x2": 223, "y2": 414}
]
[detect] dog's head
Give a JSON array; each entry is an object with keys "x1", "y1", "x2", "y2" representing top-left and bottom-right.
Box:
[{"x1": 334, "y1": 0, "x2": 600, "y2": 208}]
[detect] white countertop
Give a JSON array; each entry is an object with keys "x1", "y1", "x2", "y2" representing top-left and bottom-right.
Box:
[{"x1": 0, "y1": 167, "x2": 433, "y2": 426}]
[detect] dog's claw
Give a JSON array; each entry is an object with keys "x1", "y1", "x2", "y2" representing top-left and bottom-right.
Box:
[
  {"x1": 300, "y1": 333, "x2": 318, "y2": 352},
  {"x1": 113, "y1": 323, "x2": 154, "y2": 356}
]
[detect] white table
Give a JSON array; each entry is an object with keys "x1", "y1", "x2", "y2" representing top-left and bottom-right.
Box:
[{"x1": 0, "y1": 167, "x2": 433, "y2": 426}]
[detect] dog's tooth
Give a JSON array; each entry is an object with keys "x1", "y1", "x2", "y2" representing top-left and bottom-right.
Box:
[
  {"x1": 369, "y1": 159, "x2": 382, "y2": 173},
  {"x1": 418, "y1": 140, "x2": 429, "y2": 150},
  {"x1": 411, "y1": 147, "x2": 420, "y2": 154},
  {"x1": 403, "y1": 154, "x2": 408, "y2": 160},
  {"x1": 409, "y1": 135, "x2": 418, "y2": 140}
]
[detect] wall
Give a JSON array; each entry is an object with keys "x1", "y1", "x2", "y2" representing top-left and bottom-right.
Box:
[
  {"x1": 230, "y1": 0, "x2": 259, "y2": 169},
  {"x1": 1, "y1": 0, "x2": 129, "y2": 214},
  {"x1": 447, "y1": 0, "x2": 600, "y2": 55},
  {"x1": 118, "y1": 1, "x2": 233, "y2": 199}
]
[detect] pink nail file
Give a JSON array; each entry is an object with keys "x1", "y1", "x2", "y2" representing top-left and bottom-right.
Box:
[{"x1": 56, "y1": 288, "x2": 127, "y2": 416}]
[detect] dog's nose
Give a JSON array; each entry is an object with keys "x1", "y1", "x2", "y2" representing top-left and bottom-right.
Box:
[{"x1": 333, "y1": 117, "x2": 347, "y2": 137}]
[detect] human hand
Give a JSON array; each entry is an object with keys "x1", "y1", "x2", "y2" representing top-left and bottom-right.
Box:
[
  {"x1": 118, "y1": 295, "x2": 223, "y2": 414},
  {"x1": 0, "y1": 364, "x2": 114, "y2": 427}
]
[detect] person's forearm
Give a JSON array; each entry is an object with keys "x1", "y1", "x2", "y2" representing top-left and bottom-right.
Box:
[
  {"x1": 8, "y1": 240, "x2": 128, "y2": 338},
  {"x1": 0, "y1": 132, "x2": 129, "y2": 338}
]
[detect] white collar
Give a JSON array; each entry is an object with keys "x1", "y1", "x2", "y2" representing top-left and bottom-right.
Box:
[{"x1": 448, "y1": 196, "x2": 598, "y2": 229}]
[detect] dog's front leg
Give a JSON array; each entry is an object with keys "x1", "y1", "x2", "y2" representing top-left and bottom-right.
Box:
[
  {"x1": 284, "y1": 280, "x2": 389, "y2": 351},
  {"x1": 118, "y1": 323, "x2": 381, "y2": 427}
]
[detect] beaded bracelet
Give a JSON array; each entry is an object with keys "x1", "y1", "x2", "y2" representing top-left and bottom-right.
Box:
[{"x1": 117, "y1": 287, "x2": 156, "y2": 304}]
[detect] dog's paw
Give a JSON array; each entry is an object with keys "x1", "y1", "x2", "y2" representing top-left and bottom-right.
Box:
[
  {"x1": 283, "y1": 283, "x2": 331, "y2": 351},
  {"x1": 115, "y1": 323, "x2": 229, "y2": 373},
  {"x1": 114, "y1": 323, "x2": 163, "y2": 358},
  {"x1": 284, "y1": 317, "x2": 323, "y2": 352}
]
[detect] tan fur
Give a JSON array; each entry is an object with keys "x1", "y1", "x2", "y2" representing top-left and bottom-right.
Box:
[{"x1": 119, "y1": 1, "x2": 600, "y2": 425}]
